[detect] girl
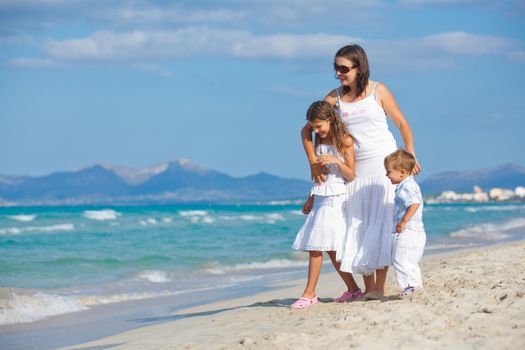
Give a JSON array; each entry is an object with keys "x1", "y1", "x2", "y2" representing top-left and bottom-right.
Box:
[
  {"x1": 301, "y1": 44, "x2": 420, "y2": 299},
  {"x1": 291, "y1": 100, "x2": 362, "y2": 309}
]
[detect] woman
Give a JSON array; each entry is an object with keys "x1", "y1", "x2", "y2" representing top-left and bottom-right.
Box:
[{"x1": 301, "y1": 44, "x2": 420, "y2": 299}]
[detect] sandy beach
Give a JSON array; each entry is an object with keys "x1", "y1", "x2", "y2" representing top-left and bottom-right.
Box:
[{"x1": 56, "y1": 241, "x2": 525, "y2": 350}]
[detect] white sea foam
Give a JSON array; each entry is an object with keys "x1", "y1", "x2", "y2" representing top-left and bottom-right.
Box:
[
  {"x1": 162, "y1": 217, "x2": 173, "y2": 223},
  {"x1": 463, "y1": 205, "x2": 524, "y2": 213},
  {"x1": 83, "y1": 209, "x2": 121, "y2": 220},
  {"x1": 425, "y1": 242, "x2": 481, "y2": 251},
  {"x1": 0, "y1": 290, "x2": 87, "y2": 325},
  {"x1": 6, "y1": 214, "x2": 36, "y2": 222},
  {"x1": 146, "y1": 217, "x2": 157, "y2": 225},
  {"x1": 201, "y1": 216, "x2": 216, "y2": 224},
  {"x1": 236, "y1": 213, "x2": 285, "y2": 224},
  {"x1": 0, "y1": 285, "x2": 225, "y2": 325},
  {"x1": 265, "y1": 213, "x2": 285, "y2": 223},
  {"x1": 178, "y1": 210, "x2": 208, "y2": 217},
  {"x1": 0, "y1": 223, "x2": 75, "y2": 236},
  {"x1": 449, "y1": 218, "x2": 525, "y2": 241},
  {"x1": 136, "y1": 270, "x2": 171, "y2": 283},
  {"x1": 206, "y1": 258, "x2": 308, "y2": 275}
]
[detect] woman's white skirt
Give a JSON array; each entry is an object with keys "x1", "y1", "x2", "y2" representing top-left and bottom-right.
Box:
[
  {"x1": 337, "y1": 154, "x2": 396, "y2": 275},
  {"x1": 292, "y1": 194, "x2": 347, "y2": 252}
]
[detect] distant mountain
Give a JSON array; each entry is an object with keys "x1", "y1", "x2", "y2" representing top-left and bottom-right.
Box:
[
  {"x1": 0, "y1": 159, "x2": 311, "y2": 205},
  {"x1": 420, "y1": 163, "x2": 525, "y2": 194},
  {"x1": 3, "y1": 161, "x2": 522, "y2": 205}
]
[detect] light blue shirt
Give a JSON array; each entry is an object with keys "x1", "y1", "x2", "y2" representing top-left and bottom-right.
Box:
[{"x1": 393, "y1": 176, "x2": 424, "y2": 231}]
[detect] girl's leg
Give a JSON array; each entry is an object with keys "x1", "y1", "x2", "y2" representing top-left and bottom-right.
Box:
[
  {"x1": 327, "y1": 251, "x2": 359, "y2": 292},
  {"x1": 302, "y1": 251, "x2": 323, "y2": 298}
]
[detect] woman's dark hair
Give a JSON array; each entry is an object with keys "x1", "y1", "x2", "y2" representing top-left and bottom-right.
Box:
[
  {"x1": 306, "y1": 100, "x2": 352, "y2": 157},
  {"x1": 335, "y1": 44, "x2": 370, "y2": 99}
]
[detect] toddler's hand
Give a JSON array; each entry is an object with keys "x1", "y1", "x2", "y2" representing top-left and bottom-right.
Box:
[{"x1": 396, "y1": 221, "x2": 406, "y2": 233}]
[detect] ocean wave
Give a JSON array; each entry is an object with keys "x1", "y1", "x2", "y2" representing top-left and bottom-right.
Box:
[
  {"x1": 136, "y1": 270, "x2": 171, "y2": 283},
  {"x1": 233, "y1": 213, "x2": 286, "y2": 224},
  {"x1": 6, "y1": 214, "x2": 36, "y2": 222},
  {"x1": 0, "y1": 284, "x2": 235, "y2": 325},
  {"x1": 139, "y1": 217, "x2": 158, "y2": 226},
  {"x1": 449, "y1": 218, "x2": 525, "y2": 241},
  {"x1": 425, "y1": 242, "x2": 481, "y2": 251},
  {"x1": 178, "y1": 210, "x2": 208, "y2": 217},
  {"x1": 205, "y1": 258, "x2": 308, "y2": 275},
  {"x1": 463, "y1": 205, "x2": 525, "y2": 213},
  {"x1": 83, "y1": 209, "x2": 121, "y2": 220},
  {"x1": 178, "y1": 210, "x2": 216, "y2": 224},
  {"x1": 0, "y1": 223, "x2": 75, "y2": 235},
  {"x1": 0, "y1": 289, "x2": 87, "y2": 325}
]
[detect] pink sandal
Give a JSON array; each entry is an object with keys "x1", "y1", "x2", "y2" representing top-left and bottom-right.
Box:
[
  {"x1": 334, "y1": 289, "x2": 364, "y2": 303},
  {"x1": 291, "y1": 295, "x2": 318, "y2": 309}
]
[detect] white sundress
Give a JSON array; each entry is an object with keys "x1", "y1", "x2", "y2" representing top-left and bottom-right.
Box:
[
  {"x1": 292, "y1": 144, "x2": 348, "y2": 252},
  {"x1": 336, "y1": 83, "x2": 397, "y2": 275}
]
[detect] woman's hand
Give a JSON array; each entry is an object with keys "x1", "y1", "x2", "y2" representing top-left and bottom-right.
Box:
[
  {"x1": 412, "y1": 155, "x2": 421, "y2": 175},
  {"x1": 310, "y1": 161, "x2": 328, "y2": 184}
]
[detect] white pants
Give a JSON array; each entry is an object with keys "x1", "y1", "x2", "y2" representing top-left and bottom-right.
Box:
[{"x1": 392, "y1": 229, "x2": 426, "y2": 289}]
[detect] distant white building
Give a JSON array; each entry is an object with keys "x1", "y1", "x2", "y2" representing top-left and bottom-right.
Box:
[
  {"x1": 515, "y1": 186, "x2": 525, "y2": 198},
  {"x1": 489, "y1": 188, "x2": 515, "y2": 201},
  {"x1": 435, "y1": 187, "x2": 488, "y2": 202}
]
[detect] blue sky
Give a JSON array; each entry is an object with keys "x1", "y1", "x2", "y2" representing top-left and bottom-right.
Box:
[{"x1": 1, "y1": 0, "x2": 524, "y2": 181}]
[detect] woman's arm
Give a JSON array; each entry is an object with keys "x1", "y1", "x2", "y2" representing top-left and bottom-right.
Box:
[
  {"x1": 376, "y1": 83, "x2": 421, "y2": 175},
  {"x1": 301, "y1": 123, "x2": 326, "y2": 183}
]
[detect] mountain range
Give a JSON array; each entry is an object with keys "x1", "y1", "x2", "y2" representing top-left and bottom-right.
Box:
[
  {"x1": 419, "y1": 163, "x2": 525, "y2": 194},
  {"x1": 0, "y1": 159, "x2": 311, "y2": 205},
  {"x1": 1, "y1": 160, "x2": 524, "y2": 205}
]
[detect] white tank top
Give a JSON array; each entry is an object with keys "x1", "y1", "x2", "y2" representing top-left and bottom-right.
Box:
[
  {"x1": 336, "y1": 83, "x2": 397, "y2": 162},
  {"x1": 310, "y1": 143, "x2": 347, "y2": 196}
]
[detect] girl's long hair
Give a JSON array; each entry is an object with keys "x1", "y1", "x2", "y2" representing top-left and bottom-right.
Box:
[
  {"x1": 335, "y1": 44, "x2": 370, "y2": 99},
  {"x1": 306, "y1": 101, "x2": 352, "y2": 157}
]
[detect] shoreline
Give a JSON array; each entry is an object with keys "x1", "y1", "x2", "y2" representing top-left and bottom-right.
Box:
[
  {"x1": 3, "y1": 240, "x2": 525, "y2": 349},
  {"x1": 0, "y1": 240, "x2": 525, "y2": 349},
  {"x1": 56, "y1": 240, "x2": 524, "y2": 350}
]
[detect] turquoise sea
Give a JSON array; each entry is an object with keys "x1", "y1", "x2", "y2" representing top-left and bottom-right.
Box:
[{"x1": 1, "y1": 202, "x2": 525, "y2": 326}]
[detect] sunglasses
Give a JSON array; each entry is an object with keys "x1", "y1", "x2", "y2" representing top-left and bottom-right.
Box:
[{"x1": 333, "y1": 63, "x2": 356, "y2": 74}]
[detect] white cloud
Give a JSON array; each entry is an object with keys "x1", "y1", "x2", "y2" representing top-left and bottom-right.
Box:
[
  {"x1": 0, "y1": 0, "x2": 384, "y2": 34},
  {"x1": 42, "y1": 28, "x2": 362, "y2": 62},
  {"x1": 33, "y1": 28, "x2": 520, "y2": 73}
]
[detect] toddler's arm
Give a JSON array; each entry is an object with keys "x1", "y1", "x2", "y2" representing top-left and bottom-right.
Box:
[{"x1": 396, "y1": 203, "x2": 420, "y2": 233}]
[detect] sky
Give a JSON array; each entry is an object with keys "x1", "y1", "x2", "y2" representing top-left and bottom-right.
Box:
[{"x1": 1, "y1": 0, "x2": 524, "y2": 181}]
